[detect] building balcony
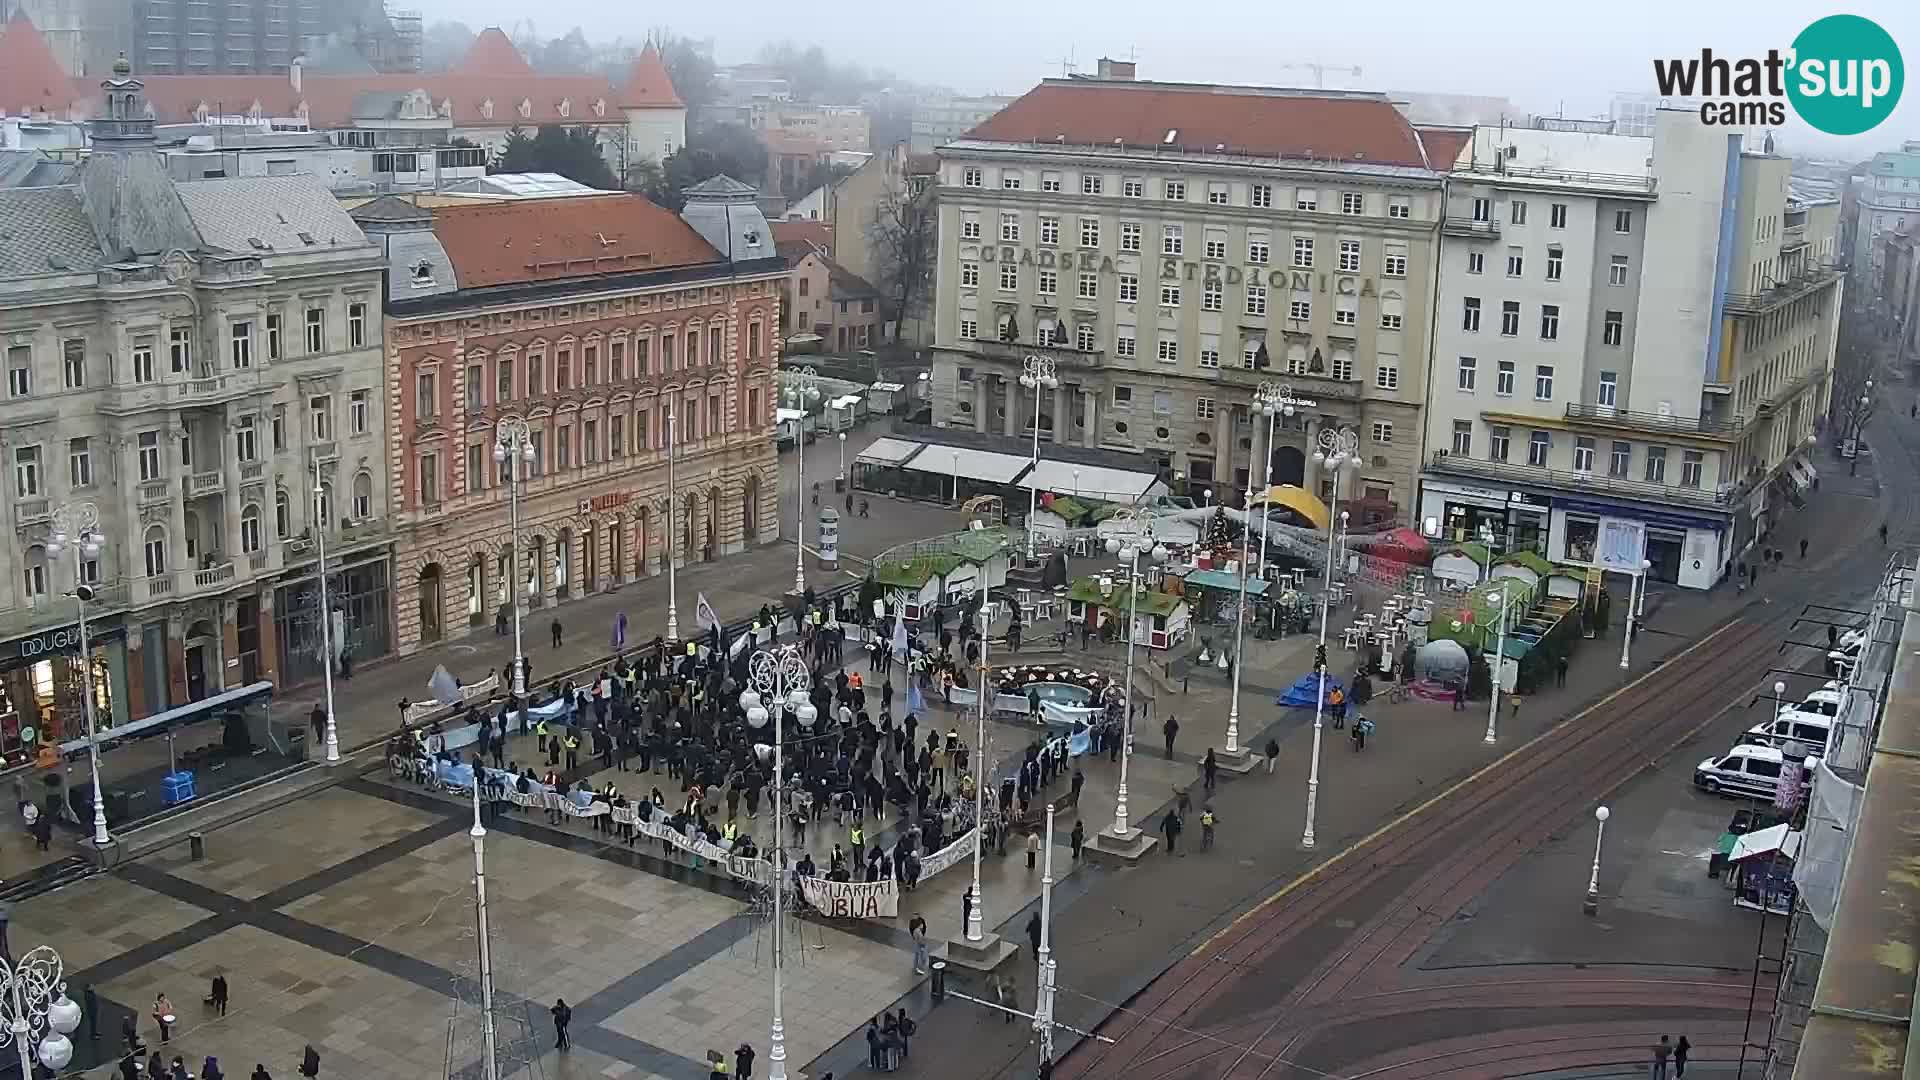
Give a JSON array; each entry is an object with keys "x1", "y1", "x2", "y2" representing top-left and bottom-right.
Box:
[
  {"x1": 1562, "y1": 403, "x2": 1745, "y2": 440},
  {"x1": 186, "y1": 471, "x2": 224, "y2": 498},
  {"x1": 137, "y1": 480, "x2": 172, "y2": 508},
  {"x1": 99, "y1": 370, "x2": 266, "y2": 416},
  {"x1": 0, "y1": 583, "x2": 132, "y2": 643},
  {"x1": 1426, "y1": 450, "x2": 1736, "y2": 511},
  {"x1": 1216, "y1": 365, "x2": 1364, "y2": 400},
  {"x1": 191, "y1": 560, "x2": 237, "y2": 589},
  {"x1": 1723, "y1": 265, "x2": 1844, "y2": 317},
  {"x1": 962, "y1": 336, "x2": 1106, "y2": 370},
  {"x1": 13, "y1": 499, "x2": 50, "y2": 526},
  {"x1": 1442, "y1": 216, "x2": 1500, "y2": 240}
]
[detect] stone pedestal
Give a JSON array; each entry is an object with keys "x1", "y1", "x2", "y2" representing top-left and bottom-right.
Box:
[
  {"x1": 935, "y1": 932, "x2": 1019, "y2": 973},
  {"x1": 1210, "y1": 746, "x2": 1260, "y2": 775},
  {"x1": 1089, "y1": 826, "x2": 1159, "y2": 862}
]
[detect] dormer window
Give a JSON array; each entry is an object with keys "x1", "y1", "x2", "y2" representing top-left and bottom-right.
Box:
[
  {"x1": 410, "y1": 260, "x2": 434, "y2": 287},
  {"x1": 557, "y1": 99, "x2": 571, "y2": 119},
  {"x1": 480, "y1": 98, "x2": 494, "y2": 120},
  {"x1": 438, "y1": 99, "x2": 452, "y2": 117},
  {"x1": 517, "y1": 99, "x2": 531, "y2": 119},
  {"x1": 592, "y1": 99, "x2": 606, "y2": 118}
]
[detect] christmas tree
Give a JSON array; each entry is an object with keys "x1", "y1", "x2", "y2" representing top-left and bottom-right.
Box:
[{"x1": 1204, "y1": 506, "x2": 1232, "y2": 548}]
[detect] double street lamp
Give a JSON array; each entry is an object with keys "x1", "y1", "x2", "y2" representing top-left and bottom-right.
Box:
[
  {"x1": 1104, "y1": 520, "x2": 1168, "y2": 842},
  {"x1": 1020, "y1": 355, "x2": 1060, "y2": 561},
  {"x1": 492, "y1": 420, "x2": 537, "y2": 694},
  {"x1": 741, "y1": 644, "x2": 814, "y2": 1080},
  {"x1": 782, "y1": 371, "x2": 822, "y2": 597},
  {"x1": 0, "y1": 946, "x2": 82, "y2": 1078},
  {"x1": 45, "y1": 502, "x2": 110, "y2": 847},
  {"x1": 1250, "y1": 382, "x2": 1303, "y2": 578},
  {"x1": 310, "y1": 454, "x2": 340, "y2": 764},
  {"x1": 1301, "y1": 427, "x2": 1360, "y2": 850}
]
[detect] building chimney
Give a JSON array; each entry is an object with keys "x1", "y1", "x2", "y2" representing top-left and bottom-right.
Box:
[
  {"x1": 1096, "y1": 57, "x2": 1136, "y2": 81},
  {"x1": 290, "y1": 56, "x2": 303, "y2": 93}
]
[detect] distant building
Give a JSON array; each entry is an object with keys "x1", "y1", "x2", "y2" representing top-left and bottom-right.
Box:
[
  {"x1": 789, "y1": 246, "x2": 882, "y2": 353},
  {"x1": 1850, "y1": 143, "x2": 1920, "y2": 282},
  {"x1": 910, "y1": 94, "x2": 1014, "y2": 154},
  {"x1": 751, "y1": 102, "x2": 870, "y2": 154},
  {"x1": 1390, "y1": 91, "x2": 1525, "y2": 129}
]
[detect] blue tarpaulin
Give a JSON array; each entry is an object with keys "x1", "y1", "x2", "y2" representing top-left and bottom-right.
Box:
[{"x1": 1275, "y1": 672, "x2": 1346, "y2": 709}]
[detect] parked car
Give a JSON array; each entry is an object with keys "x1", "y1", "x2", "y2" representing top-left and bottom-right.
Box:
[
  {"x1": 1694, "y1": 743, "x2": 1788, "y2": 799},
  {"x1": 1743, "y1": 713, "x2": 1833, "y2": 755},
  {"x1": 1777, "y1": 688, "x2": 1842, "y2": 719}
]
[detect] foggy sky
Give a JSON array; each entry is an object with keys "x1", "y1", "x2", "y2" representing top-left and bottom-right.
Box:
[{"x1": 414, "y1": 0, "x2": 1920, "y2": 155}]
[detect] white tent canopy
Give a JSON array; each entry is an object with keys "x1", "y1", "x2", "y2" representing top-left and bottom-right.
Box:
[
  {"x1": 1018, "y1": 459, "x2": 1166, "y2": 504},
  {"x1": 855, "y1": 437, "x2": 926, "y2": 467},
  {"x1": 1731, "y1": 823, "x2": 1803, "y2": 863},
  {"x1": 901, "y1": 446, "x2": 1032, "y2": 485}
]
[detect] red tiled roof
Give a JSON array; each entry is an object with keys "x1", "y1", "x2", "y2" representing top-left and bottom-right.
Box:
[
  {"x1": 617, "y1": 44, "x2": 682, "y2": 109},
  {"x1": 772, "y1": 219, "x2": 831, "y2": 263},
  {"x1": 0, "y1": 11, "x2": 78, "y2": 115},
  {"x1": 128, "y1": 71, "x2": 619, "y2": 128},
  {"x1": 965, "y1": 81, "x2": 1432, "y2": 169},
  {"x1": 430, "y1": 194, "x2": 722, "y2": 289},
  {"x1": 1418, "y1": 127, "x2": 1472, "y2": 171},
  {"x1": 454, "y1": 28, "x2": 532, "y2": 77}
]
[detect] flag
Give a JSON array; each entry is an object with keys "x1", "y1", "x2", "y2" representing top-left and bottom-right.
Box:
[
  {"x1": 907, "y1": 682, "x2": 924, "y2": 714},
  {"x1": 427, "y1": 665, "x2": 461, "y2": 705},
  {"x1": 611, "y1": 611, "x2": 628, "y2": 651},
  {"x1": 696, "y1": 592, "x2": 720, "y2": 632},
  {"x1": 891, "y1": 607, "x2": 908, "y2": 660}
]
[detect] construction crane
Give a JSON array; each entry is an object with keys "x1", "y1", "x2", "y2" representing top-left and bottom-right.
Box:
[{"x1": 1280, "y1": 62, "x2": 1364, "y2": 89}]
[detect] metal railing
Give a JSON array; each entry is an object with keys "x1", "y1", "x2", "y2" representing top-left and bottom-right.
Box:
[
  {"x1": 1442, "y1": 217, "x2": 1500, "y2": 239},
  {"x1": 1563, "y1": 403, "x2": 1745, "y2": 436},
  {"x1": 1723, "y1": 265, "x2": 1844, "y2": 316},
  {"x1": 1453, "y1": 159, "x2": 1658, "y2": 194},
  {"x1": 966, "y1": 337, "x2": 1105, "y2": 369},
  {"x1": 1427, "y1": 451, "x2": 1736, "y2": 509}
]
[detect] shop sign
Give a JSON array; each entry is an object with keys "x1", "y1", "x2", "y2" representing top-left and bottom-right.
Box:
[
  {"x1": 968, "y1": 246, "x2": 1376, "y2": 296},
  {"x1": 1427, "y1": 481, "x2": 1508, "y2": 508},
  {"x1": 579, "y1": 492, "x2": 633, "y2": 515},
  {"x1": 1507, "y1": 491, "x2": 1551, "y2": 511},
  {"x1": 11, "y1": 626, "x2": 89, "y2": 662}
]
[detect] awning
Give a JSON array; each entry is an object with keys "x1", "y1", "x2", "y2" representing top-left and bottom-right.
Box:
[
  {"x1": 1253, "y1": 485, "x2": 1331, "y2": 530},
  {"x1": 854, "y1": 437, "x2": 926, "y2": 467},
  {"x1": 63, "y1": 680, "x2": 275, "y2": 753},
  {"x1": 1730, "y1": 823, "x2": 1803, "y2": 863},
  {"x1": 776, "y1": 408, "x2": 807, "y2": 423},
  {"x1": 1018, "y1": 459, "x2": 1166, "y2": 503},
  {"x1": 901, "y1": 445, "x2": 1033, "y2": 485},
  {"x1": 1182, "y1": 568, "x2": 1271, "y2": 596},
  {"x1": 828, "y1": 394, "x2": 863, "y2": 411}
]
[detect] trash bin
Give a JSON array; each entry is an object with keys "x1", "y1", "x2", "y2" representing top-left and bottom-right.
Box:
[
  {"x1": 188, "y1": 832, "x2": 204, "y2": 861},
  {"x1": 287, "y1": 726, "x2": 308, "y2": 762},
  {"x1": 930, "y1": 960, "x2": 947, "y2": 1003}
]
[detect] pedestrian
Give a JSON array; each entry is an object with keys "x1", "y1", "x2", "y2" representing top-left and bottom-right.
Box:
[
  {"x1": 1200, "y1": 805, "x2": 1218, "y2": 850},
  {"x1": 865, "y1": 1018, "x2": 883, "y2": 1071},
  {"x1": 1800, "y1": 537, "x2": 1809, "y2": 559},
  {"x1": 309, "y1": 703, "x2": 325, "y2": 745},
  {"x1": 1264, "y1": 737, "x2": 1279, "y2": 774},
  {"x1": 1025, "y1": 911, "x2": 1042, "y2": 962},
  {"x1": 1026, "y1": 829, "x2": 1039, "y2": 870},
  {"x1": 1509, "y1": 694, "x2": 1521, "y2": 726},
  {"x1": 1649, "y1": 1034, "x2": 1671, "y2": 1079},
  {"x1": 1203, "y1": 748, "x2": 1218, "y2": 792},
  {"x1": 707, "y1": 1050, "x2": 731, "y2": 1079},
  {"x1": 961, "y1": 885, "x2": 973, "y2": 930},
  {"x1": 1674, "y1": 1035, "x2": 1690, "y2": 1076},
  {"x1": 1161, "y1": 808, "x2": 1181, "y2": 854},
  {"x1": 152, "y1": 992, "x2": 175, "y2": 1043},
  {"x1": 1163, "y1": 715, "x2": 1179, "y2": 758},
  {"x1": 209, "y1": 973, "x2": 229, "y2": 1016},
  {"x1": 895, "y1": 1009, "x2": 915, "y2": 1062},
  {"x1": 734, "y1": 1042, "x2": 755, "y2": 1080},
  {"x1": 551, "y1": 998, "x2": 571, "y2": 1050},
  {"x1": 551, "y1": 619, "x2": 564, "y2": 649},
  {"x1": 1453, "y1": 678, "x2": 1465, "y2": 711},
  {"x1": 908, "y1": 913, "x2": 929, "y2": 975},
  {"x1": 253, "y1": 1065, "x2": 273, "y2": 1080},
  {"x1": 204, "y1": 1057, "x2": 225, "y2": 1080},
  {"x1": 1070, "y1": 820, "x2": 1085, "y2": 860},
  {"x1": 1555, "y1": 653, "x2": 1569, "y2": 688},
  {"x1": 299, "y1": 1044, "x2": 320, "y2": 1078},
  {"x1": 170, "y1": 1056, "x2": 190, "y2": 1080}
]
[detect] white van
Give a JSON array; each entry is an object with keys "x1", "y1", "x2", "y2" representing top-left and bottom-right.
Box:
[
  {"x1": 1694, "y1": 744, "x2": 1788, "y2": 799},
  {"x1": 1779, "y1": 688, "x2": 1842, "y2": 719},
  {"x1": 1743, "y1": 713, "x2": 1833, "y2": 755}
]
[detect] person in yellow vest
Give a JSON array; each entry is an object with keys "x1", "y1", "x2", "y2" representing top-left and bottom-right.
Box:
[
  {"x1": 850, "y1": 822, "x2": 865, "y2": 871},
  {"x1": 564, "y1": 732, "x2": 580, "y2": 773},
  {"x1": 722, "y1": 821, "x2": 738, "y2": 848},
  {"x1": 1201, "y1": 806, "x2": 1219, "y2": 851},
  {"x1": 536, "y1": 719, "x2": 550, "y2": 755},
  {"x1": 686, "y1": 640, "x2": 697, "y2": 658}
]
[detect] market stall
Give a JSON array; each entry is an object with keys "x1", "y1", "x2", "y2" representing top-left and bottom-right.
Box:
[{"x1": 1065, "y1": 575, "x2": 1189, "y2": 650}]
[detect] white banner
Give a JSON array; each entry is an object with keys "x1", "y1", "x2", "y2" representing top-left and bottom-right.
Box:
[
  {"x1": 801, "y1": 877, "x2": 898, "y2": 919},
  {"x1": 1596, "y1": 517, "x2": 1647, "y2": 571}
]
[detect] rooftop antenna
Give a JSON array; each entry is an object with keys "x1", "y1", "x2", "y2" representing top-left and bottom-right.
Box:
[{"x1": 1057, "y1": 47, "x2": 1076, "y2": 78}]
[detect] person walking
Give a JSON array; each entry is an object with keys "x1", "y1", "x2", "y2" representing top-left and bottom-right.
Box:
[
  {"x1": 299, "y1": 1045, "x2": 320, "y2": 1078},
  {"x1": 734, "y1": 1042, "x2": 755, "y2": 1080},
  {"x1": 551, "y1": 619, "x2": 564, "y2": 649},
  {"x1": 83, "y1": 984, "x2": 99, "y2": 1041},
  {"x1": 152, "y1": 992, "x2": 175, "y2": 1044},
  {"x1": 1263, "y1": 737, "x2": 1279, "y2": 774},
  {"x1": 1163, "y1": 715, "x2": 1179, "y2": 759},
  {"x1": 210, "y1": 973, "x2": 229, "y2": 1016},
  {"x1": 1649, "y1": 1034, "x2": 1672, "y2": 1079},
  {"x1": 550, "y1": 998, "x2": 572, "y2": 1050},
  {"x1": 1202, "y1": 748, "x2": 1218, "y2": 792},
  {"x1": 1070, "y1": 820, "x2": 1085, "y2": 860},
  {"x1": 1555, "y1": 653, "x2": 1569, "y2": 688},
  {"x1": 1026, "y1": 829, "x2": 1039, "y2": 870},
  {"x1": 1673, "y1": 1035, "x2": 1690, "y2": 1077},
  {"x1": 1200, "y1": 805, "x2": 1218, "y2": 851},
  {"x1": 908, "y1": 913, "x2": 929, "y2": 975},
  {"x1": 961, "y1": 885, "x2": 973, "y2": 930},
  {"x1": 1161, "y1": 808, "x2": 1181, "y2": 854}
]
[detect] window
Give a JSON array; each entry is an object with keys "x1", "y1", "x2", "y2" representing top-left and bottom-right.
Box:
[
  {"x1": 1287, "y1": 294, "x2": 1309, "y2": 321},
  {"x1": 496, "y1": 358, "x2": 515, "y2": 401},
  {"x1": 309, "y1": 395, "x2": 332, "y2": 440},
  {"x1": 1535, "y1": 364, "x2": 1554, "y2": 400},
  {"x1": 305, "y1": 307, "x2": 325, "y2": 353},
  {"x1": 1472, "y1": 197, "x2": 1492, "y2": 222},
  {"x1": 143, "y1": 526, "x2": 166, "y2": 577},
  {"x1": 999, "y1": 263, "x2": 1018, "y2": 292},
  {"x1": 11, "y1": 446, "x2": 37, "y2": 497},
  {"x1": 1603, "y1": 312, "x2": 1624, "y2": 347},
  {"x1": 1341, "y1": 192, "x2": 1364, "y2": 215},
  {"x1": 1206, "y1": 182, "x2": 1229, "y2": 205},
  {"x1": 1573, "y1": 436, "x2": 1595, "y2": 472},
  {"x1": 1081, "y1": 174, "x2": 1104, "y2": 196},
  {"x1": 1039, "y1": 216, "x2": 1059, "y2": 245},
  {"x1": 1462, "y1": 297, "x2": 1481, "y2": 332},
  {"x1": 1080, "y1": 218, "x2": 1100, "y2": 248},
  {"x1": 1251, "y1": 184, "x2": 1273, "y2": 208},
  {"x1": 529, "y1": 350, "x2": 548, "y2": 388},
  {"x1": 1123, "y1": 178, "x2": 1144, "y2": 198},
  {"x1": 959, "y1": 262, "x2": 979, "y2": 288},
  {"x1": 169, "y1": 327, "x2": 191, "y2": 373},
  {"x1": 1609, "y1": 255, "x2": 1630, "y2": 286},
  {"x1": 1489, "y1": 426, "x2": 1511, "y2": 461},
  {"x1": 132, "y1": 338, "x2": 155, "y2": 383},
  {"x1": 1078, "y1": 273, "x2": 1098, "y2": 300},
  {"x1": 6, "y1": 347, "x2": 29, "y2": 397},
  {"x1": 1510, "y1": 199, "x2": 1528, "y2": 225},
  {"x1": 584, "y1": 418, "x2": 601, "y2": 464},
  {"x1": 1115, "y1": 327, "x2": 1136, "y2": 359},
  {"x1": 1152, "y1": 390, "x2": 1173, "y2": 415},
  {"x1": 961, "y1": 215, "x2": 980, "y2": 240},
  {"x1": 1076, "y1": 325, "x2": 1096, "y2": 352},
  {"x1": 1156, "y1": 339, "x2": 1178, "y2": 363},
  {"x1": 1681, "y1": 450, "x2": 1704, "y2": 488},
  {"x1": 1296, "y1": 188, "x2": 1318, "y2": 212},
  {"x1": 1388, "y1": 196, "x2": 1410, "y2": 219},
  {"x1": 1467, "y1": 251, "x2": 1485, "y2": 275},
  {"x1": 274, "y1": 488, "x2": 290, "y2": 538},
  {"x1": 1644, "y1": 445, "x2": 1667, "y2": 483},
  {"x1": 350, "y1": 389, "x2": 370, "y2": 435},
  {"x1": 1330, "y1": 352, "x2": 1353, "y2": 381},
  {"x1": 1162, "y1": 180, "x2": 1185, "y2": 201},
  {"x1": 1527, "y1": 430, "x2": 1550, "y2": 466},
  {"x1": 557, "y1": 348, "x2": 575, "y2": 387},
  {"x1": 1384, "y1": 251, "x2": 1406, "y2": 277},
  {"x1": 959, "y1": 318, "x2": 977, "y2": 340},
  {"x1": 1614, "y1": 208, "x2": 1633, "y2": 234},
  {"x1": 1375, "y1": 355, "x2": 1399, "y2": 390},
  {"x1": 1198, "y1": 342, "x2": 1220, "y2": 368},
  {"x1": 179, "y1": 432, "x2": 191, "y2": 470},
  {"x1": 1334, "y1": 296, "x2": 1357, "y2": 325},
  {"x1": 271, "y1": 407, "x2": 286, "y2": 451},
  {"x1": 61, "y1": 339, "x2": 84, "y2": 388},
  {"x1": 1161, "y1": 224, "x2": 1183, "y2": 256},
  {"x1": 1609, "y1": 441, "x2": 1630, "y2": 477},
  {"x1": 1038, "y1": 269, "x2": 1057, "y2": 296},
  {"x1": 137, "y1": 431, "x2": 160, "y2": 481},
  {"x1": 1160, "y1": 284, "x2": 1180, "y2": 308},
  {"x1": 415, "y1": 371, "x2": 436, "y2": 420},
  {"x1": 1506, "y1": 248, "x2": 1524, "y2": 277},
  {"x1": 1293, "y1": 236, "x2": 1314, "y2": 267},
  {"x1": 1549, "y1": 203, "x2": 1567, "y2": 228},
  {"x1": 1545, "y1": 247, "x2": 1563, "y2": 281},
  {"x1": 1451, "y1": 420, "x2": 1472, "y2": 454},
  {"x1": 234, "y1": 416, "x2": 257, "y2": 464},
  {"x1": 1247, "y1": 234, "x2": 1269, "y2": 264},
  {"x1": 1598, "y1": 370, "x2": 1618, "y2": 406},
  {"x1": 1372, "y1": 421, "x2": 1393, "y2": 443},
  {"x1": 1380, "y1": 295, "x2": 1404, "y2": 331},
  {"x1": 1500, "y1": 301, "x2": 1520, "y2": 336},
  {"x1": 962, "y1": 166, "x2": 982, "y2": 188},
  {"x1": 1000, "y1": 212, "x2": 1020, "y2": 242},
  {"x1": 1246, "y1": 284, "x2": 1268, "y2": 316},
  {"x1": 1457, "y1": 356, "x2": 1477, "y2": 390},
  {"x1": 1203, "y1": 280, "x2": 1222, "y2": 311},
  {"x1": 1001, "y1": 171, "x2": 1022, "y2": 190},
  {"x1": 1496, "y1": 360, "x2": 1516, "y2": 396},
  {"x1": 1041, "y1": 172, "x2": 1061, "y2": 193},
  {"x1": 265, "y1": 313, "x2": 282, "y2": 360},
  {"x1": 241, "y1": 504, "x2": 262, "y2": 553},
  {"x1": 1338, "y1": 239, "x2": 1361, "y2": 272},
  {"x1": 587, "y1": 344, "x2": 603, "y2": 384},
  {"x1": 1118, "y1": 275, "x2": 1139, "y2": 303},
  {"x1": 1540, "y1": 304, "x2": 1560, "y2": 340},
  {"x1": 1120, "y1": 222, "x2": 1142, "y2": 252},
  {"x1": 68, "y1": 437, "x2": 92, "y2": 487}
]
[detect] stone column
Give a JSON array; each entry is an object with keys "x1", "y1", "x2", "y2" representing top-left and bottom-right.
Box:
[
  {"x1": 222, "y1": 407, "x2": 243, "y2": 568},
  {"x1": 167, "y1": 423, "x2": 189, "y2": 584},
  {"x1": 1082, "y1": 389, "x2": 1097, "y2": 449},
  {"x1": 1214, "y1": 405, "x2": 1233, "y2": 496},
  {"x1": 975, "y1": 379, "x2": 989, "y2": 434},
  {"x1": 1003, "y1": 377, "x2": 1018, "y2": 438},
  {"x1": 1303, "y1": 418, "x2": 1320, "y2": 494},
  {"x1": 1053, "y1": 384, "x2": 1068, "y2": 445}
]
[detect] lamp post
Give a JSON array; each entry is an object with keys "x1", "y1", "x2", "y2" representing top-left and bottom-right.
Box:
[
  {"x1": 1617, "y1": 557, "x2": 1652, "y2": 670},
  {"x1": 1583, "y1": 805, "x2": 1610, "y2": 915},
  {"x1": 836, "y1": 431, "x2": 846, "y2": 487},
  {"x1": 0, "y1": 946, "x2": 83, "y2": 1079},
  {"x1": 46, "y1": 502, "x2": 110, "y2": 847},
  {"x1": 741, "y1": 644, "x2": 814, "y2": 1080},
  {"x1": 1773, "y1": 680, "x2": 1788, "y2": 718},
  {"x1": 1105, "y1": 521, "x2": 1167, "y2": 841},
  {"x1": 1251, "y1": 382, "x2": 1300, "y2": 577},
  {"x1": 492, "y1": 421, "x2": 537, "y2": 692},
  {"x1": 967, "y1": 603, "x2": 989, "y2": 941},
  {"x1": 469, "y1": 780, "x2": 499, "y2": 1080},
  {"x1": 311, "y1": 453, "x2": 340, "y2": 764},
  {"x1": 1302, "y1": 427, "x2": 1360, "y2": 850},
  {"x1": 664, "y1": 403, "x2": 680, "y2": 641},
  {"x1": 1485, "y1": 581, "x2": 1513, "y2": 745},
  {"x1": 951, "y1": 451, "x2": 960, "y2": 505},
  {"x1": 1020, "y1": 355, "x2": 1060, "y2": 561},
  {"x1": 1849, "y1": 384, "x2": 1872, "y2": 475},
  {"x1": 783, "y1": 372, "x2": 821, "y2": 596},
  {"x1": 1222, "y1": 474, "x2": 1256, "y2": 758},
  {"x1": 1034, "y1": 802, "x2": 1058, "y2": 1072}
]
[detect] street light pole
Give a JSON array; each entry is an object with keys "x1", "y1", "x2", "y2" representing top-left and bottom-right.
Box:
[
  {"x1": 1106, "y1": 522, "x2": 1165, "y2": 840},
  {"x1": 1223, "y1": 478, "x2": 1254, "y2": 757},
  {"x1": 1251, "y1": 382, "x2": 1297, "y2": 578},
  {"x1": 967, "y1": 605, "x2": 989, "y2": 941},
  {"x1": 0, "y1": 945, "x2": 82, "y2": 1079},
  {"x1": 1034, "y1": 802, "x2": 1058, "y2": 1072},
  {"x1": 1302, "y1": 427, "x2": 1359, "y2": 850},
  {"x1": 1021, "y1": 355, "x2": 1060, "y2": 562},
  {"x1": 1486, "y1": 584, "x2": 1511, "y2": 744},
  {"x1": 1617, "y1": 558, "x2": 1651, "y2": 671},
  {"x1": 470, "y1": 782, "x2": 499, "y2": 1080},
  {"x1": 1583, "y1": 805, "x2": 1610, "y2": 915},
  {"x1": 783, "y1": 373, "x2": 820, "y2": 596},
  {"x1": 836, "y1": 431, "x2": 846, "y2": 486},
  {"x1": 47, "y1": 502, "x2": 110, "y2": 846},
  {"x1": 666, "y1": 403, "x2": 680, "y2": 641},
  {"x1": 492, "y1": 422, "x2": 536, "y2": 692},
  {"x1": 742, "y1": 646, "x2": 813, "y2": 1080},
  {"x1": 311, "y1": 452, "x2": 339, "y2": 764}
]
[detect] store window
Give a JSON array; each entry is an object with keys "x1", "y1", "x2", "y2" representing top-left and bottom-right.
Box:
[
  {"x1": 1564, "y1": 516, "x2": 1600, "y2": 563},
  {"x1": 0, "y1": 635, "x2": 114, "y2": 765}
]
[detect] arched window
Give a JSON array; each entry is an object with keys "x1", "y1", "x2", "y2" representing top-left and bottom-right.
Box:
[
  {"x1": 20, "y1": 545, "x2": 46, "y2": 602},
  {"x1": 240, "y1": 504, "x2": 262, "y2": 553},
  {"x1": 143, "y1": 526, "x2": 168, "y2": 577},
  {"x1": 182, "y1": 509, "x2": 202, "y2": 562},
  {"x1": 352, "y1": 471, "x2": 373, "y2": 520},
  {"x1": 275, "y1": 488, "x2": 291, "y2": 538}
]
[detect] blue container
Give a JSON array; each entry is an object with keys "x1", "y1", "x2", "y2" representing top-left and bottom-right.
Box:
[{"x1": 161, "y1": 770, "x2": 196, "y2": 806}]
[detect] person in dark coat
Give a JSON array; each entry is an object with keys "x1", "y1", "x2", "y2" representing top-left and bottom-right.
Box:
[
  {"x1": 734, "y1": 1042, "x2": 755, "y2": 1080},
  {"x1": 299, "y1": 1044, "x2": 320, "y2": 1078},
  {"x1": 1161, "y1": 809, "x2": 1181, "y2": 854},
  {"x1": 1025, "y1": 911, "x2": 1042, "y2": 962},
  {"x1": 550, "y1": 999, "x2": 572, "y2": 1050}
]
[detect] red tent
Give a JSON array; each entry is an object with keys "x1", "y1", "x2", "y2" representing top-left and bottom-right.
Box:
[{"x1": 1370, "y1": 527, "x2": 1433, "y2": 566}]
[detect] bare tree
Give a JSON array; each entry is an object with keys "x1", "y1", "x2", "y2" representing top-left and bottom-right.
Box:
[{"x1": 866, "y1": 180, "x2": 936, "y2": 345}]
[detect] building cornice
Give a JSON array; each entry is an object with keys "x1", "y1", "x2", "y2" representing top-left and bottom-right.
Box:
[
  {"x1": 936, "y1": 141, "x2": 1445, "y2": 189},
  {"x1": 384, "y1": 257, "x2": 789, "y2": 321}
]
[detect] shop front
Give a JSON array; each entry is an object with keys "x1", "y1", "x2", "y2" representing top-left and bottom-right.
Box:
[
  {"x1": 0, "y1": 622, "x2": 130, "y2": 769},
  {"x1": 1547, "y1": 497, "x2": 1730, "y2": 591},
  {"x1": 274, "y1": 555, "x2": 393, "y2": 686},
  {"x1": 1417, "y1": 481, "x2": 1551, "y2": 556}
]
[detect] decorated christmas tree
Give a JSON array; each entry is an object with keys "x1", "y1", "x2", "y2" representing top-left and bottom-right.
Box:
[{"x1": 1204, "y1": 506, "x2": 1232, "y2": 548}]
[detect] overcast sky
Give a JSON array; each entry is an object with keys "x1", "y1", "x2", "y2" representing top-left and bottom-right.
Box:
[{"x1": 416, "y1": 0, "x2": 1920, "y2": 155}]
